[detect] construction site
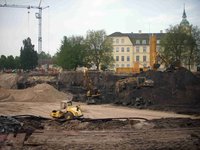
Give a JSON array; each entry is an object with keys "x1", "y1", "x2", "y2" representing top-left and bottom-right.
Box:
[
  {"x1": 0, "y1": 67, "x2": 200, "y2": 149},
  {"x1": 1, "y1": 0, "x2": 200, "y2": 150}
]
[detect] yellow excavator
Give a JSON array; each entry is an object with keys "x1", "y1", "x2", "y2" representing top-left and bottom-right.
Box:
[
  {"x1": 50, "y1": 100, "x2": 83, "y2": 120},
  {"x1": 83, "y1": 70, "x2": 101, "y2": 104}
]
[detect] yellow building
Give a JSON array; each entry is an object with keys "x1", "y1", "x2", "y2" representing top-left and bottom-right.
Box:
[{"x1": 109, "y1": 31, "x2": 164, "y2": 73}]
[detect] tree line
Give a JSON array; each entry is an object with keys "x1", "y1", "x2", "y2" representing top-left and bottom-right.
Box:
[
  {"x1": 1, "y1": 26, "x2": 200, "y2": 72},
  {"x1": 160, "y1": 24, "x2": 200, "y2": 70},
  {"x1": 0, "y1": 30, "x2": 114, "y2": 71},
  {"x1": 55, "y1": 29, "x2": 114, "y2": 70},
  {"x1": 0, "y1": 37, "x2": 51, "y2": 71}
]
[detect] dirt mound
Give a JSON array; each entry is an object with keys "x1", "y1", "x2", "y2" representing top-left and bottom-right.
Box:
[
  {"x1": 0, "y1": 73, "x2": 20, "y2": 89},
  {"x1": 114, "y1": 68, "x2": 200, "y2": 112},
  {"x1": 0, "y1": 83, "x2": 72, "y2": 102}
]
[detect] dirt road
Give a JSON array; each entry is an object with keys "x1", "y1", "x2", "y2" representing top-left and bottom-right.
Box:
[
  {"x1": 23, "y1": 128, "x2": 200, "y2": 150},
  {"x1": 0, "y1": 101, "x2": 198, "y2": 119}
]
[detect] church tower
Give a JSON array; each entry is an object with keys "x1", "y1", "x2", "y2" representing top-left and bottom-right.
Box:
[
  {"x1": 180, "y1": 4, "x2": 190, "y2": 27},
  {"x1": 180, "y1": 4, "x2": 190, "y2": 33}
]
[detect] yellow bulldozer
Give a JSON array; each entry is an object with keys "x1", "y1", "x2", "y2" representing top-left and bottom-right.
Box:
[{"x1": 50, "y1": 100, "x2": 83, "y2": 120}]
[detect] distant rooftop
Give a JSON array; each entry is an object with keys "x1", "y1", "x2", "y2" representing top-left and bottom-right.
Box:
[{"x1": 109, "y1": 32, "x2": 164, "y2": 39}]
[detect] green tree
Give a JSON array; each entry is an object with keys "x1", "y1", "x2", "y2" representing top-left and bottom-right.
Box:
[
  {"x1": 6, "y1": 55, "x2": 15, "y2": 69},
  {"x1": 160, "y1": 25, "x2": 200, "y2": 70},
  {"x1": 56, "y1": 36, "x2": 87, "y2": 70},
  {"x1": 14, "y1": 56, "x2": 21, "y2": 69},
  {"x1": 0, "y1": 55, "x2": 7, "y2": 70},
  {"x1": 20, "y1": 37, "x2": 38, "y2": 70},
  {"x1": 85, "y1": 30, "x2": 114, "y2": 70},
  {"x1": 38, "y1": 51, "x2": 51, "y2": 59}
]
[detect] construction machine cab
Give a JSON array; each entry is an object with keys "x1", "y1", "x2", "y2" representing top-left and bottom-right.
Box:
[{"x1": 60, "y1": 100, "x2": 72, "y2": 109}]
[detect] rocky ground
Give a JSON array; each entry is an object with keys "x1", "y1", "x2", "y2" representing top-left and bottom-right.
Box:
[{"x1": 0, "y1": 116, "x2": 200, "y2": 150}]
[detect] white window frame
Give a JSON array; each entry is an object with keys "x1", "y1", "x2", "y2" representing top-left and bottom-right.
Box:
[
  {"x1": 127, "y1": 47, "x2": 130, "y2": 52},
  {"x1": 143, "y1": 46, "x2": 147, "y2": 53},
  {"x1": 142, "y1": 40, "x2": 146, "y2": 44},
  {"x1": 136, "y1": 46, "x2": 140, "y2": 53},
  {"x1": 136, "y1": 56, "x2": 140, "y2": 62},
  {"x1": 127, "y1": 56, "x2": 130, "y2": 61},
  {"x1": 116, "y1": 56, "x2": 119, "y2": 61},
  {"x1": 143, "y1": 55, "x2": 147, "y2": 62},
  {"x1": 136, "y1": 40, "x2": 140, "y2": 44},
  {"x1": 121, "y1": 56, "x2": 124, "y2": 61},
  {"x1": 121, "y1": 47, "x2": 124, "y2": 52},
  {"x1": 116, "y1": 39, "x2": 119, "y2": 44},
  {"x1": 116, "y1": 47, "x2": 119, "y2": 52}
]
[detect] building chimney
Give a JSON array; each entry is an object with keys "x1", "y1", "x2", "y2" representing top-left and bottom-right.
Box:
[
  {"x1": 160, "y1": 30, "x2": 163, "y2": 33},
  {"x1": 139, "y1": 30, "x2": 142, "y2": 33}
]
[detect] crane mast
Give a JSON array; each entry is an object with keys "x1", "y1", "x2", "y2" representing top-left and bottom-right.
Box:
[{"x1": 0, "y1": 3, "x2": 49, "y2": 53}]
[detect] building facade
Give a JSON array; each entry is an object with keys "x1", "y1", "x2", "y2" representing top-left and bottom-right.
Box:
[
  {"x1": 109, "y1": 32, "x2": 164, "y2": 72},
  {"x1": 109, "y1": 6, "x2": 198, "y2": 72}
]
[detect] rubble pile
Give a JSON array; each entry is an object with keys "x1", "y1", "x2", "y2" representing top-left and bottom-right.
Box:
[
  {"x1": 59, "y1": 71, "x2": 120, "y2": 103},
  {"x1": 114, "y1": 67, "x2": 200, "y2": 113},
  {"x1": 0, "y1": 116, "x2": 21, "y2": 133}
]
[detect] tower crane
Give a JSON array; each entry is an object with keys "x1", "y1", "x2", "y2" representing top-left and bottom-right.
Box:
[{"x1": 0, "y1": 1, "x2": 49, "y2": 53}]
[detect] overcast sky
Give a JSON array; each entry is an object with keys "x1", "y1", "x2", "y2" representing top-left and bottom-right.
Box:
[{"x1": 0, "y1": 0, "x2": 200, "y2": 57}]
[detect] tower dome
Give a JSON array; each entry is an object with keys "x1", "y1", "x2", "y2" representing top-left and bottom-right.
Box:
[{"x1": 180, "y1": 5, "x2": 190, "y2": 26}]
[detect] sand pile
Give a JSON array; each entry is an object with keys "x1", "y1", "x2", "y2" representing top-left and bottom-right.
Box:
[
  {"x1": 0, "y1": 73, "x2": 19, "y2": 89},
  {"x1": 0, "y1": 83, "x2": 72, "y2": 102}
]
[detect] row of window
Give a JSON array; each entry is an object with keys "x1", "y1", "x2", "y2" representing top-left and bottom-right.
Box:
[
  {"x1": 115, "y1": 63, "x2": 148, "y2": 68},
  {"x1": 114, "y1": 38, "x2": 160, "y2": 45},
  {"x1": 136, "y1": 46, "x2": 147, "y2": 52},
  {"x1": 115, "y1": 64, "x2": 131, "y2": 67},
  {"x1": 115, "y1": 47, "x2": 130, "y2": 52},
  {"x1": 115, "y1": 55, "x2": 147, "y2": 62},
  {"x1": 136, "y1": 55, "x2": 147, "y2": 62},
  {"x1": 115, "y1": 46, "x2": 147, "y2": 53},
  {"x1": 136, "y1": 40, "x2": 147, "y2": 45},
  {"x1": 116, "y1": 56, "x2": 130, "y2": 61},
  {"x1": 114, "y1": 38, "x2": 125, "y2": 44},
  {"x1": 136, "y1": 40, "x2": 160, "y2": 45}
]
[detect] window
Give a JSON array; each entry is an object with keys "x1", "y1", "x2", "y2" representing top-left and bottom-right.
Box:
[
  {"x1": 121, "y1": 39, "x2": 124, "y2": 43},
  {"x1": 136, "y1": 40, "x2": 140, "y2": 44},
  {"x1": 143, "y1": 46, "x2": 147, "y2": 52},
  {"x1": 142, "y1": 40, "x2": 146, "y2": 44},
  {"x1": 121, "y1": 64, "x2": 124, "y2": 67},
  {"x1": 136, "y1": 56, "x2": 140, "y2": 62},
  {"x1": 127, "y1": 47, "x2": 130, "y2": 52},
  {"x1": 116, "y1": 56, "x2": 119, "y2": 61},
  {"x1": 116, "y1": 47, "x2": 119, "y2": 52},
  {"x1": 127, "y1": 56, "x2": 130, "y2": 61},
  {"x1": 121, "y1": 47, "x2": 124, "y2": 52},
  {"x1": 127, "y1": 64, "x2": 130, "y2": 67},
  {"x1": 116, "y1": 64, "x2": 119, "y2": 67},
  {"x1": 136, "y1": 46, "x2": 140, "y2": 52},
  {"x1": 143, "y1": 56, "x2": 147, "y2": 62},
  {"x1": 116, "y1": 39, "x2": 119, "y2": 44},
  {"x1": 121, "y1": 56, "x2": 124, "y2": 61},
  {"x1": 157, "y1": 40, "x2": 160, "y2": 44},
  {"x1": 112, "y1": 39, "x2": 115, "y2": 43}
]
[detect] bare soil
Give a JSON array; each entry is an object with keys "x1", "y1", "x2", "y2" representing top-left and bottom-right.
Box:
[
  {"x1": 0, "y1": 116, "x2": 200, "y2": 150},
  {"x1": 0, "y1": 74, "x2": 200, "y2": 149}
]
